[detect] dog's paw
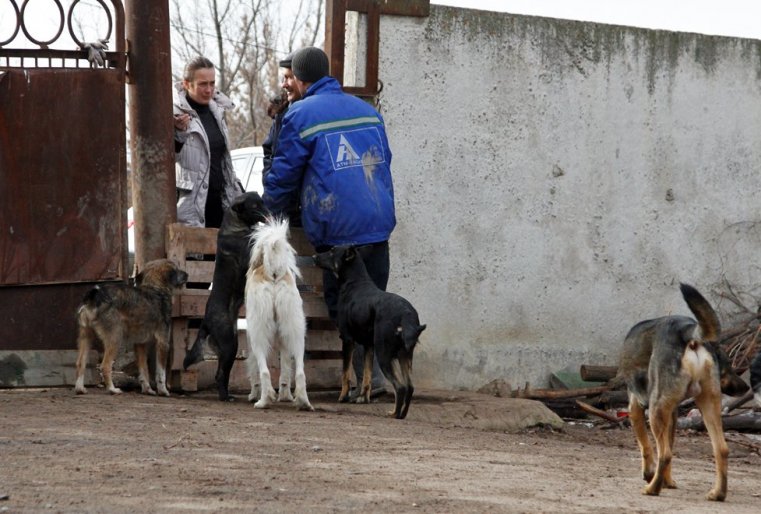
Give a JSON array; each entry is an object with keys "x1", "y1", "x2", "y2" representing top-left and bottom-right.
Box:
[
  {"x1": 247, "y1": 392, "x2": 257, "y2": 403},
  {"x1": 278, "y1": 389, "x2": 294, "y2": 402},
  {"x1": 296, "y1": 400, "x2": 314, "y2": 412},
  {"x1": 142, "y1": 387, "x2": 157, "y2": 396},
  {"x1": 706, "y1": 488, "x2": 726, "y2": 502},
  {"x1": 338, "y1": 394, "x2": 350, "y2": 403},
  {"x1": 157, "y1": 387, "x2": 170, "y2": 397},
  {"x1": 74, "y1": 386, "x2": 87, "y2": 395},
  {"x1": 642, "y1": 483, "x2": 661, "y2": 496},
  {"x1": 254, "y1": 388, "x2": 276, "y2": 409},
  {"x1": 254, "y1": 399, "x2": 271, "y2": 409},
  {"x1": 108, "y1": 387, "x2": 123, "y2": 395}
]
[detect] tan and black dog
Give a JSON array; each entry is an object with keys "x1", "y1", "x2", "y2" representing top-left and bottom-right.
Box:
[
  {"x1": 74, "y1": 259, "x2": 188, "y2": 396},
  {"x1": 617, "y1": 283, "x2": 748, "y2": 501},
  {"x1": 313, "y1": 245, "x2": 426, "y2": 419}
]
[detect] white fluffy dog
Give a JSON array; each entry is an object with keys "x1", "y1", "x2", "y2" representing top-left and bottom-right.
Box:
[{"x1": 244, "y1": 217, "x2": 313, "y2": 411}]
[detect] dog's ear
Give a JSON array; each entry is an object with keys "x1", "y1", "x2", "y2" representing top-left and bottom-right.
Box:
[
  {"x1": 231, "y1": 196, "x2": 246, "y2": 214},
  {"x1": 344, "y1": 246, "x2": 357, "y2": 261}
]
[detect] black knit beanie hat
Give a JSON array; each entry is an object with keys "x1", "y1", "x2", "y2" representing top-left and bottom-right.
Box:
[
  {"x1": 278, "y1": 51, "x2": 294, "y2": 69},
  {"x1": 291, "y1": 47, "x2": 330, "y2": 83}
]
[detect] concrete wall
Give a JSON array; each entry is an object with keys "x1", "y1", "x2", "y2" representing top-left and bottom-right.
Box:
[{"x1": 361, "y1": 6, "x2": 761, "y2": 390}]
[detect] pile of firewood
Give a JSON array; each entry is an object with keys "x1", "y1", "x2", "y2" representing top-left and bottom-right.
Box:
[
  {"x1": 513, "y1": 360, "x2": 760, "y2": 431},
  {"x1": 720, "y1": 314, "x2": 760, "y2": 373}
]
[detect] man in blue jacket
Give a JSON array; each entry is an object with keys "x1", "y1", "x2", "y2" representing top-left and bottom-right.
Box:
[{"x1": 263, "y1": 46, "x2": 395, "y2": 398}]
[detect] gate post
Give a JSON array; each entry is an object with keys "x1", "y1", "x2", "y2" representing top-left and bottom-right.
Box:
[{"x1": 126, "y1": 0, "x2": 176, "y2": 271}]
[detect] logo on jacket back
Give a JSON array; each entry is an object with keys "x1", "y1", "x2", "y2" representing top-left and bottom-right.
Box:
[
  {"x1": 326, "y1": 127, "x2": 386, "y2": 171},
  {"x1": 335, "y1": 135, "x2": 360, "y2": 167}
]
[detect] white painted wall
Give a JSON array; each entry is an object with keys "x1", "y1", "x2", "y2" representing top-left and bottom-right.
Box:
[{"x1": 361, "y1": 6, "x2": 761, "y2": 390}]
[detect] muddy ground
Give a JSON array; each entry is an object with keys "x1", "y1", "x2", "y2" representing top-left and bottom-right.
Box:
[{"x1": 1, "y1": 387, "x2": 760, "y2": 513}]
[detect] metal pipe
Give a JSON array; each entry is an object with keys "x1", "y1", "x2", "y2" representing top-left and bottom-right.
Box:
[{"x1": 125, "y1": 0, "x2": 175, "y2": 271}]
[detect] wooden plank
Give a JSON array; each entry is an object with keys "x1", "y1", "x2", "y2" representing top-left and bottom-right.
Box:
[
  {"x1": 177, "y1": 288, "x2": 212, "y2": 296},
  {"x1": 304, "y1": 360, "x2": 344, "y2": 390},
  {"x1": 298, "y1": 265, "x2": 324, "y2": 292},
  {"x1": 166, "y1": 223, "x2": 218, "y2": 255},
  {"x1": 183, "y1": 260, "x2": 215, "y2": 283},
  {"x1": 188, "y1": 357, "x2": 343, "y2": 393},
  {"x1": 169, "y1": 369, "x2": 198, "y2": 392},
  {"x1": 177, "y1": 329, "x2": 341, "y2": 361},
  {"x1": 290, "y1": 228, "x2": 314, "y2": 255},
  {"x1": 183, "y1": 328, "x2": 249, "y2": 360},
  {"x1": 308, "y1": 318, "x2": 337, "y2": 331},
  {"x1": 170, "y1": 318, "x2": 190, "y2": 370},
  {"x1": 177, "y1": 294, "x2": 209, "y2": 318},
  {"x1": 305, "y1": 330, "x2": 342, "y2": 351},
  {"x1": 172, "y1": 327, "x2": 339, "y2": 369},
  {"x1": 165, "y1": 228, "x2": 186, "y2": 267},
  {"x1": 302, "y1": 294, "x2": 330, "y2": 319},
  {"x1": 174, "y1": 291, "x2": 328, "y2": 319}
]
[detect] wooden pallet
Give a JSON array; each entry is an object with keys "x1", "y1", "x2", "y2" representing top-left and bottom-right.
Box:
[{"x1": 165, "y1": 223, "x2": 342, "y2": 393}]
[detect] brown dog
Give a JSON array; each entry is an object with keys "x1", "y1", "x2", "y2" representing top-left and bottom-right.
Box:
[
  {"x1": 74, "y1": 259, "x2": 188, "y2": 396},
  {"x1": 617, "y1": 283, "x2": 749, "y2": 501}
]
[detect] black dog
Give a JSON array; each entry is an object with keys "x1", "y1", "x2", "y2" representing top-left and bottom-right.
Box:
[
  {"x1": 183, "y1": 192, "x2": 269, "y2": 400},
  {"x1": 313, "y1": 245, "x2": 426, "y2": 419}
]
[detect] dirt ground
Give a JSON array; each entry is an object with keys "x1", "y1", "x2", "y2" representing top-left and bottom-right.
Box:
[{"x1": 1, "y1": 387, "x2": 760, "y2": 513}]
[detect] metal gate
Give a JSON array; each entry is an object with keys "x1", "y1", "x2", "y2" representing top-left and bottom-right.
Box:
[{"x1": 0, "y1": 0, "x2": 127, "y2": 386}]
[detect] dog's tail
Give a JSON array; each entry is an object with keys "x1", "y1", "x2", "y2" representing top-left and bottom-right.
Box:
[
  {"x1": 82, "y1": 285, "x2": 111, "y2": 308},
  {"x1": 77, "y1": 285, "x2": 111, "y2": 326},
  {"x1": 680, "y1": 283, "x2": 720, "y2": 342},
  {"x1": 249, "y1": 216, "x2": 300, "y2": 280},
  {"x1": 399, "y1": 323, "x2": 426, "y2": 352}
]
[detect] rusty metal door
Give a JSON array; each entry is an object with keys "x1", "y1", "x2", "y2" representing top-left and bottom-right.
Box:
[{"x1": 0, "y1": 0, "x2": 127, "y2": 385}]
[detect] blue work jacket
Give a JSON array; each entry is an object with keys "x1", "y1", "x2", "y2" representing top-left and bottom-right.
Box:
[{"x1": 263, "y1": 76, "x2": 396, "y2": 248}]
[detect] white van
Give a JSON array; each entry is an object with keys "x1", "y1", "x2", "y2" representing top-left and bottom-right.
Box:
[{"x1": 231, "y1": 146, "x2": 265, "y2": 194}]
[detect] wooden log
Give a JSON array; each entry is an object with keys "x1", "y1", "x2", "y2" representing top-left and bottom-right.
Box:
[
  {"x1": 724, "y1": 390, "x2": 754, "y2": 414},
  {"x1": 579, "y1": 365, "x2": 618, "y2": 382},
  {"x1": 588, "y1": 389, "x2": 629, "y2": 408},
  {"x1": 517, "y1": 384, "x2": 612, "y2": 400},
  {"x1": 575, "y1": 400, "x2": 625, "y2": 424},
  {"x1": 677, "y1": 411, "x2": 761, "y2": 431}
]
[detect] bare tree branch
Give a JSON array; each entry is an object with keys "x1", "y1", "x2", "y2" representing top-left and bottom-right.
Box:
[{"x1": 170, "y1": 0, "x2": 324, "y2": 147}]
